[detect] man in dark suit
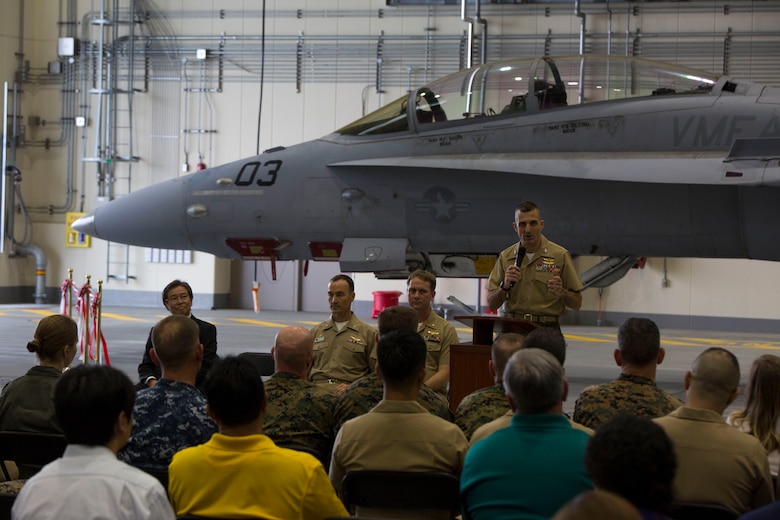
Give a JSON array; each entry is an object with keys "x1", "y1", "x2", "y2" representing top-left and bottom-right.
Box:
[{"x1": 137, "y1": 280, "x2": 217, "y2": 390}]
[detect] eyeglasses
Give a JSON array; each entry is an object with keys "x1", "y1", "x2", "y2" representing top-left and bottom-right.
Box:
[{"x1": 165, "y1": 294, "x2": 190, "y2": 303}]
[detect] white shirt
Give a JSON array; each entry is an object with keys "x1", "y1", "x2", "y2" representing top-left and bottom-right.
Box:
[{"x1": 12, "y1": 444, "x2": 175, "y2": 520}]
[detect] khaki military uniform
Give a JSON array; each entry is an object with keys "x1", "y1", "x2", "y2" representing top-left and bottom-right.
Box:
[
  {"x1": 262, "y1": 372, "x2": 337, "y2": 462},
  {"x1": 573, "y1": 373, "x2": 682, "y2": 430},
  {"x1": 454, "y1": 384, "x2": 509, "y2": 440},
  {"x1": 330, "y1": 400, "x2": 468, "y2": 519},
  {"x1": 655, "y1": 407, "x2": 774, "y2": 514},
  {"x1": 488, "y1": 236, "x2": 582, "y2": 321},
  {"x1": 310, "y1": 313, "x2": 377, "y2": 389},
  {"x1": 332, "y1": 373, "x2": 450, "y2": 433},
  {"x1": 418, "y1": 311, "x2": 458, "y2": 396}
]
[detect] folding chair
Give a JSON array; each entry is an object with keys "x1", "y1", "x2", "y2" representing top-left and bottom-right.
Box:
[
  {"x1": 0, "y1": 431, "x2": 67, "y2": 480},
  {"x1": 136, "y1": 465, "x2": 169, "y2": 490},
  {"x1": 276, "y1": 443, "x2": 328, "y2": 468},
  {"x1": 238, "y1": 352, "x2": 275, "y2": 377},
  {"x1": 341, "y1": 471, "x2": 460, "y2": 518}
]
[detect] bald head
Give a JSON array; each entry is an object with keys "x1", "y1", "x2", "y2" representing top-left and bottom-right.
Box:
[
  {"x1": 272, "y1": 326, "x2": 314, "y2": 377},
  {"x1": 687, "y1": 347, "x2": 740, "y2": 411},
  {"x1": 491, "y1": 333, "x2": 524, "y2": 384},
  {"x1": 151, "y1": 315, "x2": 200, "y2": 370}
]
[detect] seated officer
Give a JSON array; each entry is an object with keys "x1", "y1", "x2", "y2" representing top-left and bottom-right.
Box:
[{"x1": 309, "y1": 274, "x2": 377, "y2": 394}]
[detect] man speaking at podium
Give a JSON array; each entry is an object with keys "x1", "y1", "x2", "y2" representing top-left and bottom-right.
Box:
[{"x1": 486, "y1": 201, "x2": 583, "y2": 330}]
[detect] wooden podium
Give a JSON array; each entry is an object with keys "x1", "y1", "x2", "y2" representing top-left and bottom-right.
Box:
[{"x1": 449, "y1": 315, "x2": 539, "y2": 413}]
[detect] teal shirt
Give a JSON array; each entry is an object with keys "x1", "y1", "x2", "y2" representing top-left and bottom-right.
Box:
[{"x1": 460, "y1": 413, "x2": 592, "y2": 520}]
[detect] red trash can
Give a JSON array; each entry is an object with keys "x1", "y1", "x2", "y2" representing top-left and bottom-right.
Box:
[{"x1": 371, "y1": 291, "x2": 402, "y2": 319}]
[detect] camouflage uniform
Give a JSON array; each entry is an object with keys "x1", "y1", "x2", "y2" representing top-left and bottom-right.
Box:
[
  {"x1": 573, "y1": 373, "x2": 682, "y2": 430},
  {"x1": 454, "y1": 384, "x2": 510, "y2": 440},
  {"x1": 0, "y1": 479, "x2": 24, "y2": 496},
  {"x1": 333, "y1": 373, "x2": 450, "y2": 433},
  {"x1": 119, "y1": 379, "x2": 217, "y2": 469},
  {"x1": 262, "y1": 372, "x2": 337, "y2": 462}
]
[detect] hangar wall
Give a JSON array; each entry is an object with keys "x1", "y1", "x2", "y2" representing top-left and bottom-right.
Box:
[{"x1": 2, "y1": 0, "x2": 780, "y2": 331}]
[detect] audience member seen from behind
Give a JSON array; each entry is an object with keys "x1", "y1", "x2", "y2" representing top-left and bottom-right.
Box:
[
  {"x1": 11, "y1": 365, "x2": 175, "y2": 520},
  {"x1": 469, "y1": 328, "x2": 593, "y2": 445},
  {"x1": 460, "y1": 349, "x2": 592, "y2": 520},
  {"x1": 263, "y1": 325, "x2": 337, "y2": 464},
  {"x1": 586, "y1": 415, "x2": 676, "y2": 520},
  {"x1": 330, "y1": 329, "x2": 468, "y2": 519},
  {"x1": 728, "y1": 355, "x2": 780, "y2": 477},
  {"x1": 0, "y1": 315, "x2": 77, "y2": 435},
  {"x1": 654, "y1": 347, "x2": 773, "y2": 515},
  {"x1": 138, "y1": 280, "x2": 217, "y2": 390},
  {"x1": 168, "y1": 356, "x2": 348, "y2": 520},
  {"x1": 573, "y1": 317, "x2": 681, "y2": 430},
  {"x1": 552, "y1": 490, "x2": 642, "y2": 520},
  {"x1": 119, "y1": 315, "x2": 217, "y2": 470},
  {"x1": 333, "y1": 306, "x2": 450, "y2": 433},
  {"x1": 454, "y1": 333, "x2": 524, "y2": 440}
]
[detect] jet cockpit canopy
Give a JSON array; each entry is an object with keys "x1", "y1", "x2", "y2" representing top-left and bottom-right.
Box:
[{"x1": 336, "y1": 54, "x2": 718, "y2": 137}]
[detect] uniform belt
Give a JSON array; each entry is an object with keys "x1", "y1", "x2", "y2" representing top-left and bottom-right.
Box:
[{"x1": 509, "y1": 312, "x2": 558, "y2": 324}]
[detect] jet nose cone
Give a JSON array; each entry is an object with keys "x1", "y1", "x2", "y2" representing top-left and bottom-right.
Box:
[
  {"x1": 74, "y1": 177, "x2": 193, "y2": 249},
  {"x1": 71, "y1": 214, "x2": 96, "y2": 236}
]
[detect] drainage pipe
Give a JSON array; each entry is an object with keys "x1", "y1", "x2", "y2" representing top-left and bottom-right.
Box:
[{"x1": 17, "y1": 244, "x2": 48, "y2": 304}]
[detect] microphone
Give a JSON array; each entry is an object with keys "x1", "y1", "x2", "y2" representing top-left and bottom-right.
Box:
[{"x1": 510, "y1": 246, "x2": 526, "y2": 288}]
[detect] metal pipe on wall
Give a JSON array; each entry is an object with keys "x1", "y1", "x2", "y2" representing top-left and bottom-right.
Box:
[
  {"x1": 1, "y1": 83, "x2": 7, "y2": 254},
  {"x1": 575, "y1": 0, "x2": 586, "y2": 104},
  {"x1": 461, "y1": 0, "x2": 475, "y2": 69},
  {"x1": 16, "y1": 244, "x2": 48, "y2": 304},
  {"x1": 461, "y1": 0, "x2": 487, "y2": 69}
]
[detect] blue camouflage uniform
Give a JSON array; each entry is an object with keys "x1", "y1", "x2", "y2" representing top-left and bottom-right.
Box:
[{"x1": 119, "y1": 379, "x2": 217, "y2": 469}]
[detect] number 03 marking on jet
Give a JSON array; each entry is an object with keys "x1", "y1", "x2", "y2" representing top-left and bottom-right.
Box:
[{"x1": 235, "y1": 160, "x2": 283, "y2": 186}]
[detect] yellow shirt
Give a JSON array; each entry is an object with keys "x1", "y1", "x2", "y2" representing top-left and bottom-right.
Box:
[{"x1": 169, "y1": 433, "x2": 348, "y2": 520}]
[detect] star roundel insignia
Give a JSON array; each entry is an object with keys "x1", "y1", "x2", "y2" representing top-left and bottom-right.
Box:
[{"x1": 422, "y1": 187, "x2": 458, "y2": 223}]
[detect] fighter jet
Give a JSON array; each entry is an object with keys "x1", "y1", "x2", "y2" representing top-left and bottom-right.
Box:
[{"x1": 74, "y1": 54, "x2": 780, "y2": 280}]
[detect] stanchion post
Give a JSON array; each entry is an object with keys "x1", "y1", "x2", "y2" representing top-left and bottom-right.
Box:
[
  {"x1": 67, "y1": 268, "x2": 73, "y2": 318},
  {"x1": 96, "y1": 280, "x2": 103, "y2": 364},
  {"x1": 83, "y1": 275, "x2": 91, "y2": 365}
]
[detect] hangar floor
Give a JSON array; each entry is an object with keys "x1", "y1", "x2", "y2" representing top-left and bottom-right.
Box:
[{"x1": 2, "y1": 305, "x2": 778, "y2": 415}]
